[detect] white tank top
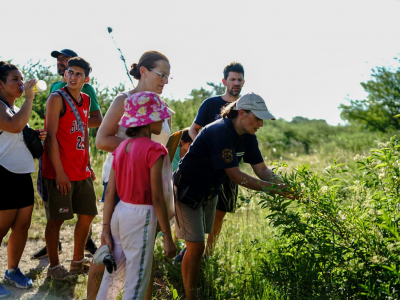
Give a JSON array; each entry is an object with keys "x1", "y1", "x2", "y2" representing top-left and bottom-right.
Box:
[
  {"x1": 0, "y1": 101, "x2": 35, "y2": 174},
  {"x1": 101, "y1": 93, "x2": 172, "y2": 183}
]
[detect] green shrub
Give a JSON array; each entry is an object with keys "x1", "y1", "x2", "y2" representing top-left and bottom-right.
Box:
[{"x1": 259, "y1": 136, "x2": 400, "y2": 299}]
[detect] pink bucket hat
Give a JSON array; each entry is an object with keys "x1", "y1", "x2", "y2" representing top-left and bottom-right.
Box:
[{"x1": 119, "y1": 91, "x2": 175, "y2": 128}]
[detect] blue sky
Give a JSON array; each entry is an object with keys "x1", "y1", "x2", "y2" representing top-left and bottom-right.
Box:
[{"x1": 3, "y1": 0, "x2": 400, "y2": 125}]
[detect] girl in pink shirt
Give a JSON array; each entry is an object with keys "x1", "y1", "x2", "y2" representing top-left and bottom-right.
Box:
[{"x1": 97, "y1": 92, "x2": 176, "y2": 300}]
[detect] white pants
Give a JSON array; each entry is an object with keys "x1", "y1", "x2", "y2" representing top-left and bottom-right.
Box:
[{"x1": 96, "y1": 201, "x2": 157, "y2": 300}]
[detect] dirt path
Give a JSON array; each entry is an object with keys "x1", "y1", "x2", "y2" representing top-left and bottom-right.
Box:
[{"x1": 0, "y1": 218, "x2": 103, "y2": 299}]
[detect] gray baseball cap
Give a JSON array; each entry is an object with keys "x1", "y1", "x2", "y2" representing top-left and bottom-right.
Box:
[{"x1": 236, "y1": 92, "x2": 276, "y2": 120}]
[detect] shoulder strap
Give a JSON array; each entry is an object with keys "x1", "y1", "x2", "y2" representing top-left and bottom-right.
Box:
[
  {"x1": 57, "y1": 90, "x2": 85, "y2": 141},
  {"x1": 0, "y1": 99, "x2": 16, "y2": 114}
]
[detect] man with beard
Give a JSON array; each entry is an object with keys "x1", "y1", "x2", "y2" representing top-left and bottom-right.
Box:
[
  {"x1": 49, "y1": 49, "x2": 102, "y2": 127},
  {"x1": 32, "y1": 49, "x2": 102, "y2": 260},
  {"x1": 183, "y1": 62, "x2": 245, "y2": 257}
]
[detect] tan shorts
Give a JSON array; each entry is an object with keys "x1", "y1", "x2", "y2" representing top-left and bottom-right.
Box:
[
  {"x1": 44, "y1": 177, "x2": 97, "y2": 220},
  {"x1": 174, "y1": 192, "x2": 218, "y2": 243}
]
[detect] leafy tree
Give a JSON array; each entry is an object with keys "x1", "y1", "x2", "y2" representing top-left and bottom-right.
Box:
[
  {"x1": 89, "y1": 78, "x2": 126, "y2": 118},
  {"x1": 165, "y1": 82, "x2": 225, "y2": 131},
  {"x1": 339, "y1": 65, "x2": 400, "y2": 132},
  {"x1": 206, "y1": 82, "x2": 225, "y2": 95}
]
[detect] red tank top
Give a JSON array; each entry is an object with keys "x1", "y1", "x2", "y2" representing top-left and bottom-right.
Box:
[{"x1": 42, "y1": 87, "x2": 91, "y2": 181}]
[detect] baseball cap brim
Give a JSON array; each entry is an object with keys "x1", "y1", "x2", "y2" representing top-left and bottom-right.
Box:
[
  {"x1": 51, "y1": 51, "x2": 63, "y2": 58},
  {"x1": 51, "y1": 49, "x2": 78, "y2": 58},
  {"x1": 251, "y1": 110, "x2": 276, "y2": 120}
]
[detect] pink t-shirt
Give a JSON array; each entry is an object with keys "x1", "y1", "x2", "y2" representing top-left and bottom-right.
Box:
[{"x1": 112, "y1": 137, "x2": 167, "y2": 205}]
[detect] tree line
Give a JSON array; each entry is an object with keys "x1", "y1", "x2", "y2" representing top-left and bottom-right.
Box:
[{"x1": 13, "y1": 59, "x2": 400, "y2": 157}]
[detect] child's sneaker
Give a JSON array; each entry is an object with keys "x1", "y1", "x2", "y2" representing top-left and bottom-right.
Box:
[
  {"x1": 4, "y1": 268, "x2": 33, "y2": 289},
  {"x1": 70, "y1": 258, "x2": 91, "y2": 275},
  {"x1": 0, "y1": 283, "x2": 11, "y2": 298}
]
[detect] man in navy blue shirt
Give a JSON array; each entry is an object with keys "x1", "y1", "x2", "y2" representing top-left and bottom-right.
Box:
[{"x1": 188, "y1": 62, "x2": 245, "y2": 256}]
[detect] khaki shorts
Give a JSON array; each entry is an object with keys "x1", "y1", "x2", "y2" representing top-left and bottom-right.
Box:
[
  {"x1": 174, "y1": 192, "x2": 218, "y2": 243},
  {"x1": 44, "y1": 177, "x2": 97, "y2": 220}
]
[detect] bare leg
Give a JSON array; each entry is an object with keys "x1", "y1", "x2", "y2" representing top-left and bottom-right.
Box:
[
  {"x1": 182, "y1": 241, "x2": 205, "y2": 300},
  {"x1": 7, "y1": 205, "x2": 33, "y2": 269},
  {"x1": 145, "y1": 255, "x2": 155, "y2": 300},
  {"x1": 45, "y1": 219, "x2": 64, "y2": 268},
  {"x1": 0, "y1": 209, "x2": 17, "y2": 245},
  {"x1": 73, "y1": 214, "x2": 95, "y2": 261},
  {"x1": 86, "y1": 261, "x2": 105, "y2": 300},
  {"x1": 205, "y1": 209, "x2": 226, "y2": 256}
]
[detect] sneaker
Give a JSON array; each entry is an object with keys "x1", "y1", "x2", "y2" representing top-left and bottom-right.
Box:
[
  {"x1": 31, "y1": 241, "x2": 62, "y2": 259},
  {"x1": 0, "y1": 282, "x2": 11, "y2": 298},
  {"x1": 172, "y1": 247, "x2": 187, "y2": 265},
  {"x1": 46, "y1": 265, "x2": 72, "y2": 281},
  {"x1": 85, "y1": 238, "x2": 98, "y2": 256},
  {"x1": 4, "y1": 268, "x2": 33, "y2": 289},
  {"x1": 70, "y1": 258, "x2": 91, "y2": 275}
]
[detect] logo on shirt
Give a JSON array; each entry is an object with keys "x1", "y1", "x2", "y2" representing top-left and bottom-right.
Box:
[
  {"x1": 222, "y1": 149, "x2": 233, "y2": 163},
  {"x1": 59, "y1": 207, "x2": 69, "y2": 213}
]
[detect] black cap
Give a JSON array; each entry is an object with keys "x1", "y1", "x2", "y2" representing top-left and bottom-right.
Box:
[{"x1": 51, "y1": 49, "x2": 78, "y2": 58}]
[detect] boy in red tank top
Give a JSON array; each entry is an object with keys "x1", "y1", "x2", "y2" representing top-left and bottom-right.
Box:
[{"x1": 42, "y1": 57, "x2": 97, "y2": 280}]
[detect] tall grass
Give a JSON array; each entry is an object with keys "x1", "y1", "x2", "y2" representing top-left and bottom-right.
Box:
[{"x1": 22, "y1": 132, "x2": 400, "y2": 299}]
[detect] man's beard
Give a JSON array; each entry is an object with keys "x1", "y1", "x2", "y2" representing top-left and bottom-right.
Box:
[
  {"x1": 57, "y1": 65, "x2": 66, "y2": 76},
  {"x1": 227, "y1": 86, "x2": 241, "y2": 97}
]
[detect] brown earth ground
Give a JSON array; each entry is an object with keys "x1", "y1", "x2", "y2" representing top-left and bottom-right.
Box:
[{"x1": 0, "y1": 202, "x2": 180, "y2": 300}]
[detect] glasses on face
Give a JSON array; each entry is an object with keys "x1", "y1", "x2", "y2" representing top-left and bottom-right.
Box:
[{"x1": 149, "y1": 69, "x2": 172, "y2": 80}]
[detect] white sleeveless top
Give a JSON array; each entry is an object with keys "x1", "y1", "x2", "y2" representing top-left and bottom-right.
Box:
[
  {"x1": 101, "y1": 92, "x2": 172, "y2": 183},
  {"x1": 0, "y1": 101, "x2": 35, "y2": 174}
]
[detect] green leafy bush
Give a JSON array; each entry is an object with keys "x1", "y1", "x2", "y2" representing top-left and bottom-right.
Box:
[{"x1": 260, "y1": 136, "x2": 400, "y2": 299}]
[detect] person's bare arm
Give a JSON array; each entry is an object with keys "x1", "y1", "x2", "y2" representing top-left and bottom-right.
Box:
[
  {"x1": 252, "y1": 162, "x2": 282, "y2": 184},
  {"x1": 84, "y1": 123, "x2": 95, "y2": 181},
  {"x1": 95, "y1": 93, "x2": 127, "y2": 152},
  {"x1": 101, "y1": 169, "x2": 116, "y2": 251},
  {"x1": 88, "y1": 109, "x2": 103, "y2": 128},
  {"x1": 150, "y1": 157, "x2": 177, "y2": 258},
  {"x1": 45, "y1": 93, "x2": 71, "y2": 195},
  {"x1": 188, "y1": 122, "x2": 202, "y2": 141},
  {"x1": 0, "y1": 79, "x2": 36, "y2": 133},
  {"x1": 225, "y1": 166, "x2": 294, "y2": 198}
]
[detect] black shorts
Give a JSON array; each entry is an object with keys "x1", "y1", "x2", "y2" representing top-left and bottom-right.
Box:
[
  {"x1": 0, "y1": 164, "x2": 34, "y2": 210},
  {"x1": 216, "y1": 179, "x2": 238, "y2": 213}
]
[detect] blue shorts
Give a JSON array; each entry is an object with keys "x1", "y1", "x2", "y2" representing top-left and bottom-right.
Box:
[{"x1": 100, "y1": 181, "x2": 121, "y2": 205}]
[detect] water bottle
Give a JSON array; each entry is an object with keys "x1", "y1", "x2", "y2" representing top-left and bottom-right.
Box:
[{"x1": 33, "y1": 80, "x2": 47, "y2": 93}]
